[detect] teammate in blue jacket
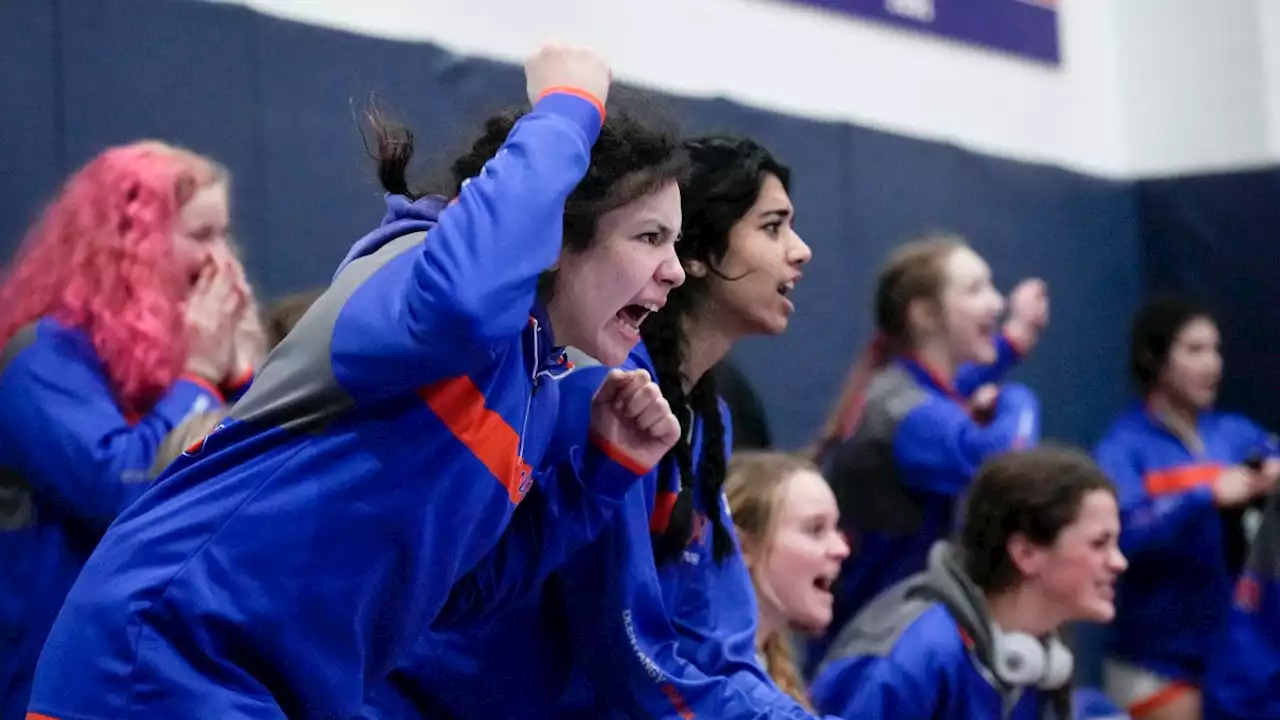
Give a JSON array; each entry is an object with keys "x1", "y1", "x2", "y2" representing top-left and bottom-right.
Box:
[
  {"x1": 1096, "y1": 297, "x2": 1279, "y2": 719},
  {"x1": 724, "y1": 451, "x2": 851, "y2": 709},
  {"x1": 811, "y1": 445, "x2": 1128, "y2": 719},
  {"x1": 373, "y1": 136, "x2": 834, "y2": 718},
  {"x1": 0, "y1": 141, "x2": 262, "y2": 720},
  {"x1": 27, "y1": 43, "x2": 685, "y2": 720},
  {"x1": 806, "y1": 236, "x2": 1048, "y2": 675},
  {"x1": 1203, "y1": 486, "x2": 1280, "y2": 720}
]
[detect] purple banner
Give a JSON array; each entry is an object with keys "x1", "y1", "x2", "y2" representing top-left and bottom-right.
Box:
[{"x1": 787, "y1": 0, "x2": 1060, "y2": 65}]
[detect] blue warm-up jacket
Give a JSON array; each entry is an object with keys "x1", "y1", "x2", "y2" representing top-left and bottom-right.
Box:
[
  {"x1": 26, "y1": 90, "x2": 648, "y2": 720},
  {"x1": 551, "y1": 345, "x2": 817, "y2": 718},
  {"x1": 809, "y1": 338, "x2": 1040, "y2": 676},
  {"x1": 371, "y1": 342, "x2": 821, "y2": 718},
  {"x1": 1095, "y1": 405, "x2": 1278, "y2": 684},
  {"x1": 812, "y1": 543, "x2": 1072, "y2": 720},
  {"x1": 0, "y1": 318, "x2": 234, "y2": 720},
  {"x1": 1203, "y1": 489, "x2": 1280, "y2": 720}
]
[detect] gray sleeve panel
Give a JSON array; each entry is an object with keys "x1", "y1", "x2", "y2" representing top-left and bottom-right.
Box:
[
  {"x1": 0, "y1": 323, "x2": 39, "y2": 375},
  {"x1": 230, "y1": 232, "x2": 427, "y2": 434},
  {"x1": 858, "y1": 365, "x2": 934, "y2": 443},
  {"x1": 1248, "y1": 489, "x2": 1280, "y2": 581},
  {"x1": 826, "y1": 365, "x2": 933, "y2": 535},
  {"x1": 821, "y1": 577, "x2": 935, "y2": 668},
  {"x1": 0, "y1": 468, "x2": 34, "y2": 530}
]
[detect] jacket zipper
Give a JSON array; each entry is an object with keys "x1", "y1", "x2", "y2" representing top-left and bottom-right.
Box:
[{"x1": 517, "y1": 319, "x2": 540, "y2": 464}]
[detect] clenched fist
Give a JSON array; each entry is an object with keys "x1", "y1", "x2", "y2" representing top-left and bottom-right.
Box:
[
  {"x1": 525, "y1": 39, "x2": 611, "y2": 108},
  {"x1": 590, "y1": 369, "x2": 680, "y2": 472},
  {"x1": 968, "y1": 383, "x2": 1000, "y2": 424},
  {"x1": 1004, "y1": 278, "x2": 1049, "y2": 353}
]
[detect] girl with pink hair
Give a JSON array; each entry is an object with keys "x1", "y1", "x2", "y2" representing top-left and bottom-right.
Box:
[{"x1": 0, "y1": 140, "x2": 259, "y2": 719}]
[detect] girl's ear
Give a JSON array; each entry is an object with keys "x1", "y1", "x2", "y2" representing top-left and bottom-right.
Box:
[
  {"x1": 737, "y1": 527, "x2": 761, "y2": 568},
  {"x1": 906, "y1": 296, "x2": 942, "y2": 338}
]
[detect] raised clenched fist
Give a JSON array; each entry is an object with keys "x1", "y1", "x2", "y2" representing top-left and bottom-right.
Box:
[{"x1": 525, "y1": 39, "x2": 611, "y2": 108}]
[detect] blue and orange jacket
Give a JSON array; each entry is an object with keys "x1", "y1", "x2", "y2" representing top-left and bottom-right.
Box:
[
  {"x1": 1094, "y1": 405, "x2": 1278, "y2": 684},
  {"x1": 370, "y1": 342, "x2": 819, "y2": 719},
  {"x1": 808, "y1": 337, "x2": 1040, "y2": 676},
  {"x1": 0, "y1": 318, "x2": 236, "y2": 720},
  {"x1": 26, "y1": 90, "x2": 649, "y2": 720},
  {"x1": 1203, "y1": 489, "x2": 1280, "y2": 720},
  {"x1": 550, "y1": 345, "x2": 815, "y2": 717}
]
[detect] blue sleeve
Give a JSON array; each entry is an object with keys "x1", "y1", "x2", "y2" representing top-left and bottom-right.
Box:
[
  {"x1": 664, "y1": 400, "x2": 796, "y2": 706},
  {"x1": 435, "y1": 433, "x2": 650, "y2": 624},
  {"x1": 1094, "y1": 432, "x2": 1215, "y2": 559},
  {"x1": 549, "y1": 362, "x2": 612, "y2": 455},
  {"x1": 719, "y1": 397, "x2": 736, "y2": 452},
  {"x1": 668, "y1": 518, "x2": 800, "y2": 710},
  {"x1": 0, "y1": 329, "x2": 223, "y2": 530},
  {"x1": 892, "y1": 382, "x2": 1041, "y2": 495},
  {"x1": 810, "y1": 655, "x2": 935, "y2": 719},
  {"x1": 1072, "y1": 687, "x2": 1131, "y2": 719},
  {"x1": 557, "y1": 488, "x2": 821, "y2": 719},
  {"x1": 1204, "y1": 575, "x2": 1280, "y2": 720},
  {"x1": 1206, "y1": 482, "x2": 1280, "y2": 718},
  {"x1": 954, "y1": 333, "x2": 1024, "y2": 397},
  {"x1": 328, "y1": 91, "x2": 604, "y2": 399},
  {"x1": 1221, "y1": 414, "x2": 1280, "y2": 460}
]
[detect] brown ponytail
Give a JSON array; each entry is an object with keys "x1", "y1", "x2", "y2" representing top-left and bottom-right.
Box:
[
  {"x1": 810, "y1": 331, "x2": 892, "y2": 462},
  {"x1": 811, "y1": 234, "x2": 966, "y2": 462}
]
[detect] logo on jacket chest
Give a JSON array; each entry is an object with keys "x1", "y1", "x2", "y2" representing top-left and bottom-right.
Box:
[
  {"x1": 691, "y1": 513, "x2": 710, "y2": 546},
  {"x1": 679, "y1": 513, "x2": 712, "y2": 565},
  {"x1": 516, "y1": 465, "x2": 534, "y2": 500},
  {"x1": 1234, "y1": 574, "x2": 1262, "y2": 614}
]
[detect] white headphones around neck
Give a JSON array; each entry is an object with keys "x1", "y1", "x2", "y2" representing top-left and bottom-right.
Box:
[{"x1": 990, "y1": 627, "x2": 1074, "y2": 690}]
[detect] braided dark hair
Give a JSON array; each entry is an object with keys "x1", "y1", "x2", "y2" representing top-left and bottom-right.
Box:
[{"x1": 646, "y1": 136, "x2": 791, "y2": 565}]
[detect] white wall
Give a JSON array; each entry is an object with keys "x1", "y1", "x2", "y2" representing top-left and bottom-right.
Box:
[
  {"x1": 1113, "y1": 0, "x2": 1272, "y2": 177},
  {"x1": 1256, "y1": 0, "x2": 1280, "y2": 162},
  {"x1": 222, "y1": 0, "x2": 1279, "y2": 179}
]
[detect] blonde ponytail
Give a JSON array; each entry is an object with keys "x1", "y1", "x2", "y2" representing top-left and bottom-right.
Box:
[{"x1": 759, "y1": 631, "x2": 812, "y2": 711}]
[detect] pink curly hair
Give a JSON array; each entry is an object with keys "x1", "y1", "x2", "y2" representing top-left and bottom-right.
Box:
[{"x1": 0, "y1": 140, "x2": 227, "y2": 416}]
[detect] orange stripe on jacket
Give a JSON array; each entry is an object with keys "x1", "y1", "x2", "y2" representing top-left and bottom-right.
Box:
[
  {"x1": 1127, "y1": 680, "x2": 1196, "y2": 718},
  {"x1": 536, "y1": 86, "x2": 607, "y2": 124},
  {"x1": 27, "y1": 714, "x2": 61, "y2": 720},
  {"x1": 650, "y1": 490, "x2": 679, "y2": 533},
  {"x1": 589, "y1": 430, "x2": 650, "y2": 476},
  {"x1": 419, "y1": 376, "x2": 532, "y2": 504},
  {"x1": 661, "y1": 683, "x2": 696, "y2": 719},
  {"x1": 1143, "y1": 462, "x2": 1223, "y2": 497}
]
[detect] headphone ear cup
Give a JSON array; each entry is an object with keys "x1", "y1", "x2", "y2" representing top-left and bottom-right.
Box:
[
  {"x1": 1039, "y1": 636, "x2": 1075, "y2": 690},
  {"x1": 992, "y1": 630, "x2": 1047, "y2": 687}
]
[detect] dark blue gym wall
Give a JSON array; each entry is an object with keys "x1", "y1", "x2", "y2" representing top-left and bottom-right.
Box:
[
  {"x1": 1137, "y1": 171, "x2": 1280, "y2": 436},
  {"x1": 8, "y1": 0, "x2": 1240, "y2": 454}
]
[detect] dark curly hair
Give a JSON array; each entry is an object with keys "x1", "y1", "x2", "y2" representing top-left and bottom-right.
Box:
[
  {"x1": 646, "y1": 136, "x2": 792, "y2": 565},
  {"x1": 1128, "y1": 295, "x2": 1216, "y2": 393},
  {"x1": 366, "y1": 102, "x2": 688, "y2": 300}
]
